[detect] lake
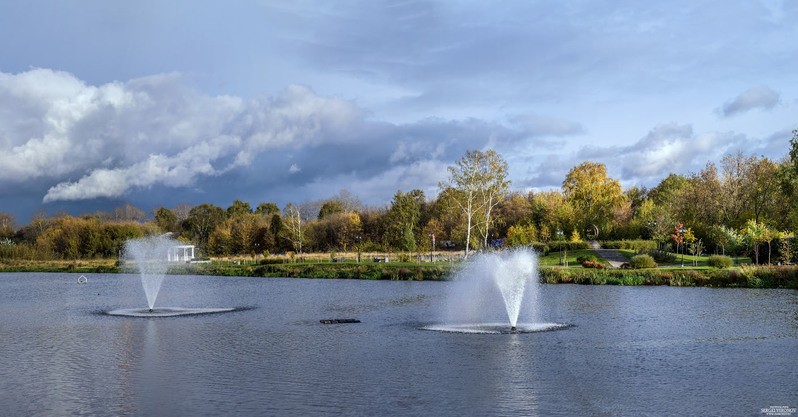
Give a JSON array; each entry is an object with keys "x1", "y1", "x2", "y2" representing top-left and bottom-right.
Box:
[{"x1": 0, "y1": 273, "x2": 796, "y2": 416}]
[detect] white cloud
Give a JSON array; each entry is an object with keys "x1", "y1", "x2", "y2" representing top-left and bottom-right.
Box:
[
  {"x1": 720, "y1": 85, "x2": 780, "y2": 117},
  {"x1": 573, "y1": 123, "x2": 748, "y2": 184},
  {"x1": 0, "y1": 69, "x2": 372, "y2": 202},
  {"x1": 1, "y1": 68, "x2": 522, "y2": 208}
]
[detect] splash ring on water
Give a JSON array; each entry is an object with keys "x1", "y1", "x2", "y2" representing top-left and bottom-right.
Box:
[
  {"x1": 77, "y1": 275, "x2": 88, "y2": 284},
  {"x1": 106, "y1": 307, "x2": 237, "y2": 317},
  {"x1": 420, "y1": 322, "x2": 572, "y2": 334}
]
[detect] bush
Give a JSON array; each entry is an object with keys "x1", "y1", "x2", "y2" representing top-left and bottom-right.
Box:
[
  {"x1": 530, "y1": 242, "x2": 550, "y2": 255},
  {"x1": 548, "y1": 241, "x2": 590, "y2": 252},
  {"x1": 581, "y1": 260, "x2": 606, "y2": 269},
  {"x1": 601, "y1": 240, "x2": 658, "y2": 252},
  {"x1": 630, "y1": 254, "x2": 657, "y2": 269},
  {"x1": 707, "y1": 255, "x2": 733, "y2": 268},
  {"x1": 577, "y1": 254, "x2": 598, "y2": 264},
  {"x1": 645, "y1": 249, "x2": 676, "y2": 264}
]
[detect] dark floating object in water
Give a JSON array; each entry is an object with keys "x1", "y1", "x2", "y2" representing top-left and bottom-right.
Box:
[
  {"x1": 510, "y1": 326, "x2": 518, "y2": 333},
  {"x1": 320, "y1": 319, "x2": 361, "y2": 324}
]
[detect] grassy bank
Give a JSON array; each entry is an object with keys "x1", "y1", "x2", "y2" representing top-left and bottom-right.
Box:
[
  {"x1": 2, "y1": 256, "x2": 796, "y2": 288},
  {"x1": 0, "y1": 259, "x2": 119, "y2": 273},
  {"x1": 167, "y1": 260, "x2": 454, "y2": 281},
  {"x1": 540, "y1": 265, "x2": 798, "y2": 289}
]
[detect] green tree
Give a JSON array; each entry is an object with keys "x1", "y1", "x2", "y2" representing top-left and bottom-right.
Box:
[
  {"x1": 384, "y1": 190, "x2": 424, "y2": 252},
  {"x1": 184, "y1": 204, "x2": 226, "y2": 249},
  {"x1": 505, "y1": 224, "x2": 537, "y2": 247},
  {"x1": 154, "y1": 207, "x2": 178, "y2": 233},
  {"x1": 648, "y1": 173, "x2": 687, "y2": 207},
  {"x1": 227, "y1": 200, "x2": 253, "y2": 218},
  {"x1": 742, "y1": 219, "x2": 768, "y2": 264},
  {"x1": 318, "y1": 200, "x2": 345, "y2": 220},
  {"x1": 778, "y1": 233, "x2": 794, "y2": 265},
  {"x1": 562, "y1": 161, "x2": 625, "y2": 237},
  {"x1": 255, "y1": 202, "x2": 280, "y2": 216},
  {"x1": 708, "y1": 225, "x2": 743, "y2": 256}
]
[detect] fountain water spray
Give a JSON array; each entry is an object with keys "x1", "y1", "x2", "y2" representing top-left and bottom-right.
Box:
[
  {"x1": 423, "y1": 248, "x2": 569, "y2": 334},
  {"x1": 123, "y1": 235, "x2": 175, "y2": 310},
  {"x1": 109, "y1": 235, "x2": 236, "y2": 317}
]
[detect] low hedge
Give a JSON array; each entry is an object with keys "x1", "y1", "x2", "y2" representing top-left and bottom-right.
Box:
[
  {"x1": 540, "y1": 266, "x2": 798, "y2": 288},
  {"x1": 600, "y1": 240, "x2": 658, "y2": 252},
  {"x1": 547, "y1": 241, "x2": 591, "y2": 252},
  {"x1": 174, "y1": 262, "x2": 454, "y2": 281}
]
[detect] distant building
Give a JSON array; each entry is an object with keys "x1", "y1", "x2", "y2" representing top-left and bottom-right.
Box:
[{"x1": 168, "y1": 245, "x2": 195, "y2": 262}]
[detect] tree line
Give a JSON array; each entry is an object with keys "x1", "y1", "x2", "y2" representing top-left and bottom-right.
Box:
[{"x1": 2, "y1": 131, "x2": 797, "y2": 263}]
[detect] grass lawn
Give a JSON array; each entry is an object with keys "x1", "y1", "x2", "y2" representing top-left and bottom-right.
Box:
[
  {"x1": 617, "y1": 249, "x2": 752, "y2": 268},
  {"x1": 538, "y1": 249, "x2": 608, "y2": 267}
]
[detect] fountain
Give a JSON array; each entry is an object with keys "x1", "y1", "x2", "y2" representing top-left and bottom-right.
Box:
[
  {"x1": 422, "y1": 248, "x2": 569, "y2": 334},
  {"x1": 106, "y1": 235, "x2": 235, "y2": 317}
]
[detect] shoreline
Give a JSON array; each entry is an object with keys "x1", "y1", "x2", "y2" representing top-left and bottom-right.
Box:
[{"x1": 1, "y1": 259, "x2": 797, "y2": 288}]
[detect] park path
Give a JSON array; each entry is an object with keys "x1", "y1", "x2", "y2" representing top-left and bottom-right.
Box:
[{"x1": 589, "y1": 241, "x2": 628, "y2": 268}]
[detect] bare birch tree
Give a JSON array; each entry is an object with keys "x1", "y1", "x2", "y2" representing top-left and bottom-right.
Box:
[{"x1": 442, "y1": 149, "x2": 510, "y2": 258}]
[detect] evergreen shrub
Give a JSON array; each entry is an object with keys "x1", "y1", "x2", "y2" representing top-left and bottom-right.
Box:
[
  {"x1": 707, "y1": 255, "x2": 733, "y2": 269},
  {"x1": 630, "y1": 254, "x2": 657, "y2": 269}
]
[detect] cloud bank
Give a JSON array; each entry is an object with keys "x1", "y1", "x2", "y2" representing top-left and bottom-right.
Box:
[
  {"x1": 0, "y1": 69, "x2": 545, "y2": 208},
  {"x1": 1, "y1": 68, "x2": 792, "y2": 222}
]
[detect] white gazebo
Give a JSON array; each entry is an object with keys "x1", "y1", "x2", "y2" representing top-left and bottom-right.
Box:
[{"x1": 168, "y1": 245, "x2": 195, "y2": 263}]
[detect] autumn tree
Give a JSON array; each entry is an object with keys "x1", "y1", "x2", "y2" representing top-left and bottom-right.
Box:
[
  {"x1": 673, "y1": 163, "x2": 722, "y2": 235},
  {"x1": 562, "y1": 161, "x2": 624, "y2": 238},
  {"x1": 442, "y1": 149, "x2": 510, "y2": 257},
  {"x1": 315, "y1": 212, "x2": 362, "y2": 251},
  {"x1": 0, "y1": 212, "x2": 14, "y2": 239},
  {"x1": 282, "y1": 203, "x2": 307, "y2": 254},
  {"x1": 475, "y1": 151, "x2": 510, "y2": 248},
  {"x1": 493, "y1": 192, "x2": 533, "y2": 238},
  {"x1": 427, "y1": 187, "x2": 464, "y2": 247},
  {"x1": 747, "y1": 156, "x2": 780, "y2": 224},
  {"x1": 112, "y1": 204, "x2": 147, "y2": 222}
]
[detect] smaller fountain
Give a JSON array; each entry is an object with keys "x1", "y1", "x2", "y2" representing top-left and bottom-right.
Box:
[
  {"x1": 422, "y1": 248, "x2": 569, "y2": 334},
  {"x1": 106, "y1": 235, "x2": 235, "y2": 317}
]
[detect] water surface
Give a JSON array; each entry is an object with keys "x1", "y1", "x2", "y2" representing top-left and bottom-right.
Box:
[{"x1": 0, "y1": 273, "x2": 795, "y2": 416}]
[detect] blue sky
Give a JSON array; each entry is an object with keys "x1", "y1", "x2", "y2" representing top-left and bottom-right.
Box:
[{"x1": 1, "y1": 0, "x2": 796, "y2": 224}]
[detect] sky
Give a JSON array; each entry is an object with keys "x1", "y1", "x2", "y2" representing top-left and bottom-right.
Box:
[{"x1": 1, "y1": 0, "x2": 797, "y2": 225}]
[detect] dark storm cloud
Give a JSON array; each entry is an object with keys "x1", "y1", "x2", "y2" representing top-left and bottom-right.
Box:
[{"x1": 0, "y1": 69, "x2": 532, "y2": 219}]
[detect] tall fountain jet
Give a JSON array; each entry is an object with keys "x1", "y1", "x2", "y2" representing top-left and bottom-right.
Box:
[
  {"x1": 107, "y1": 235, "x2": 234, "y2": 317},
  {"x1": 423, "y1": 249, "x2": 568, "y2": 334},
  {"x1": 124, "y1": 235, "x2": 174, "y2": 311}
]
